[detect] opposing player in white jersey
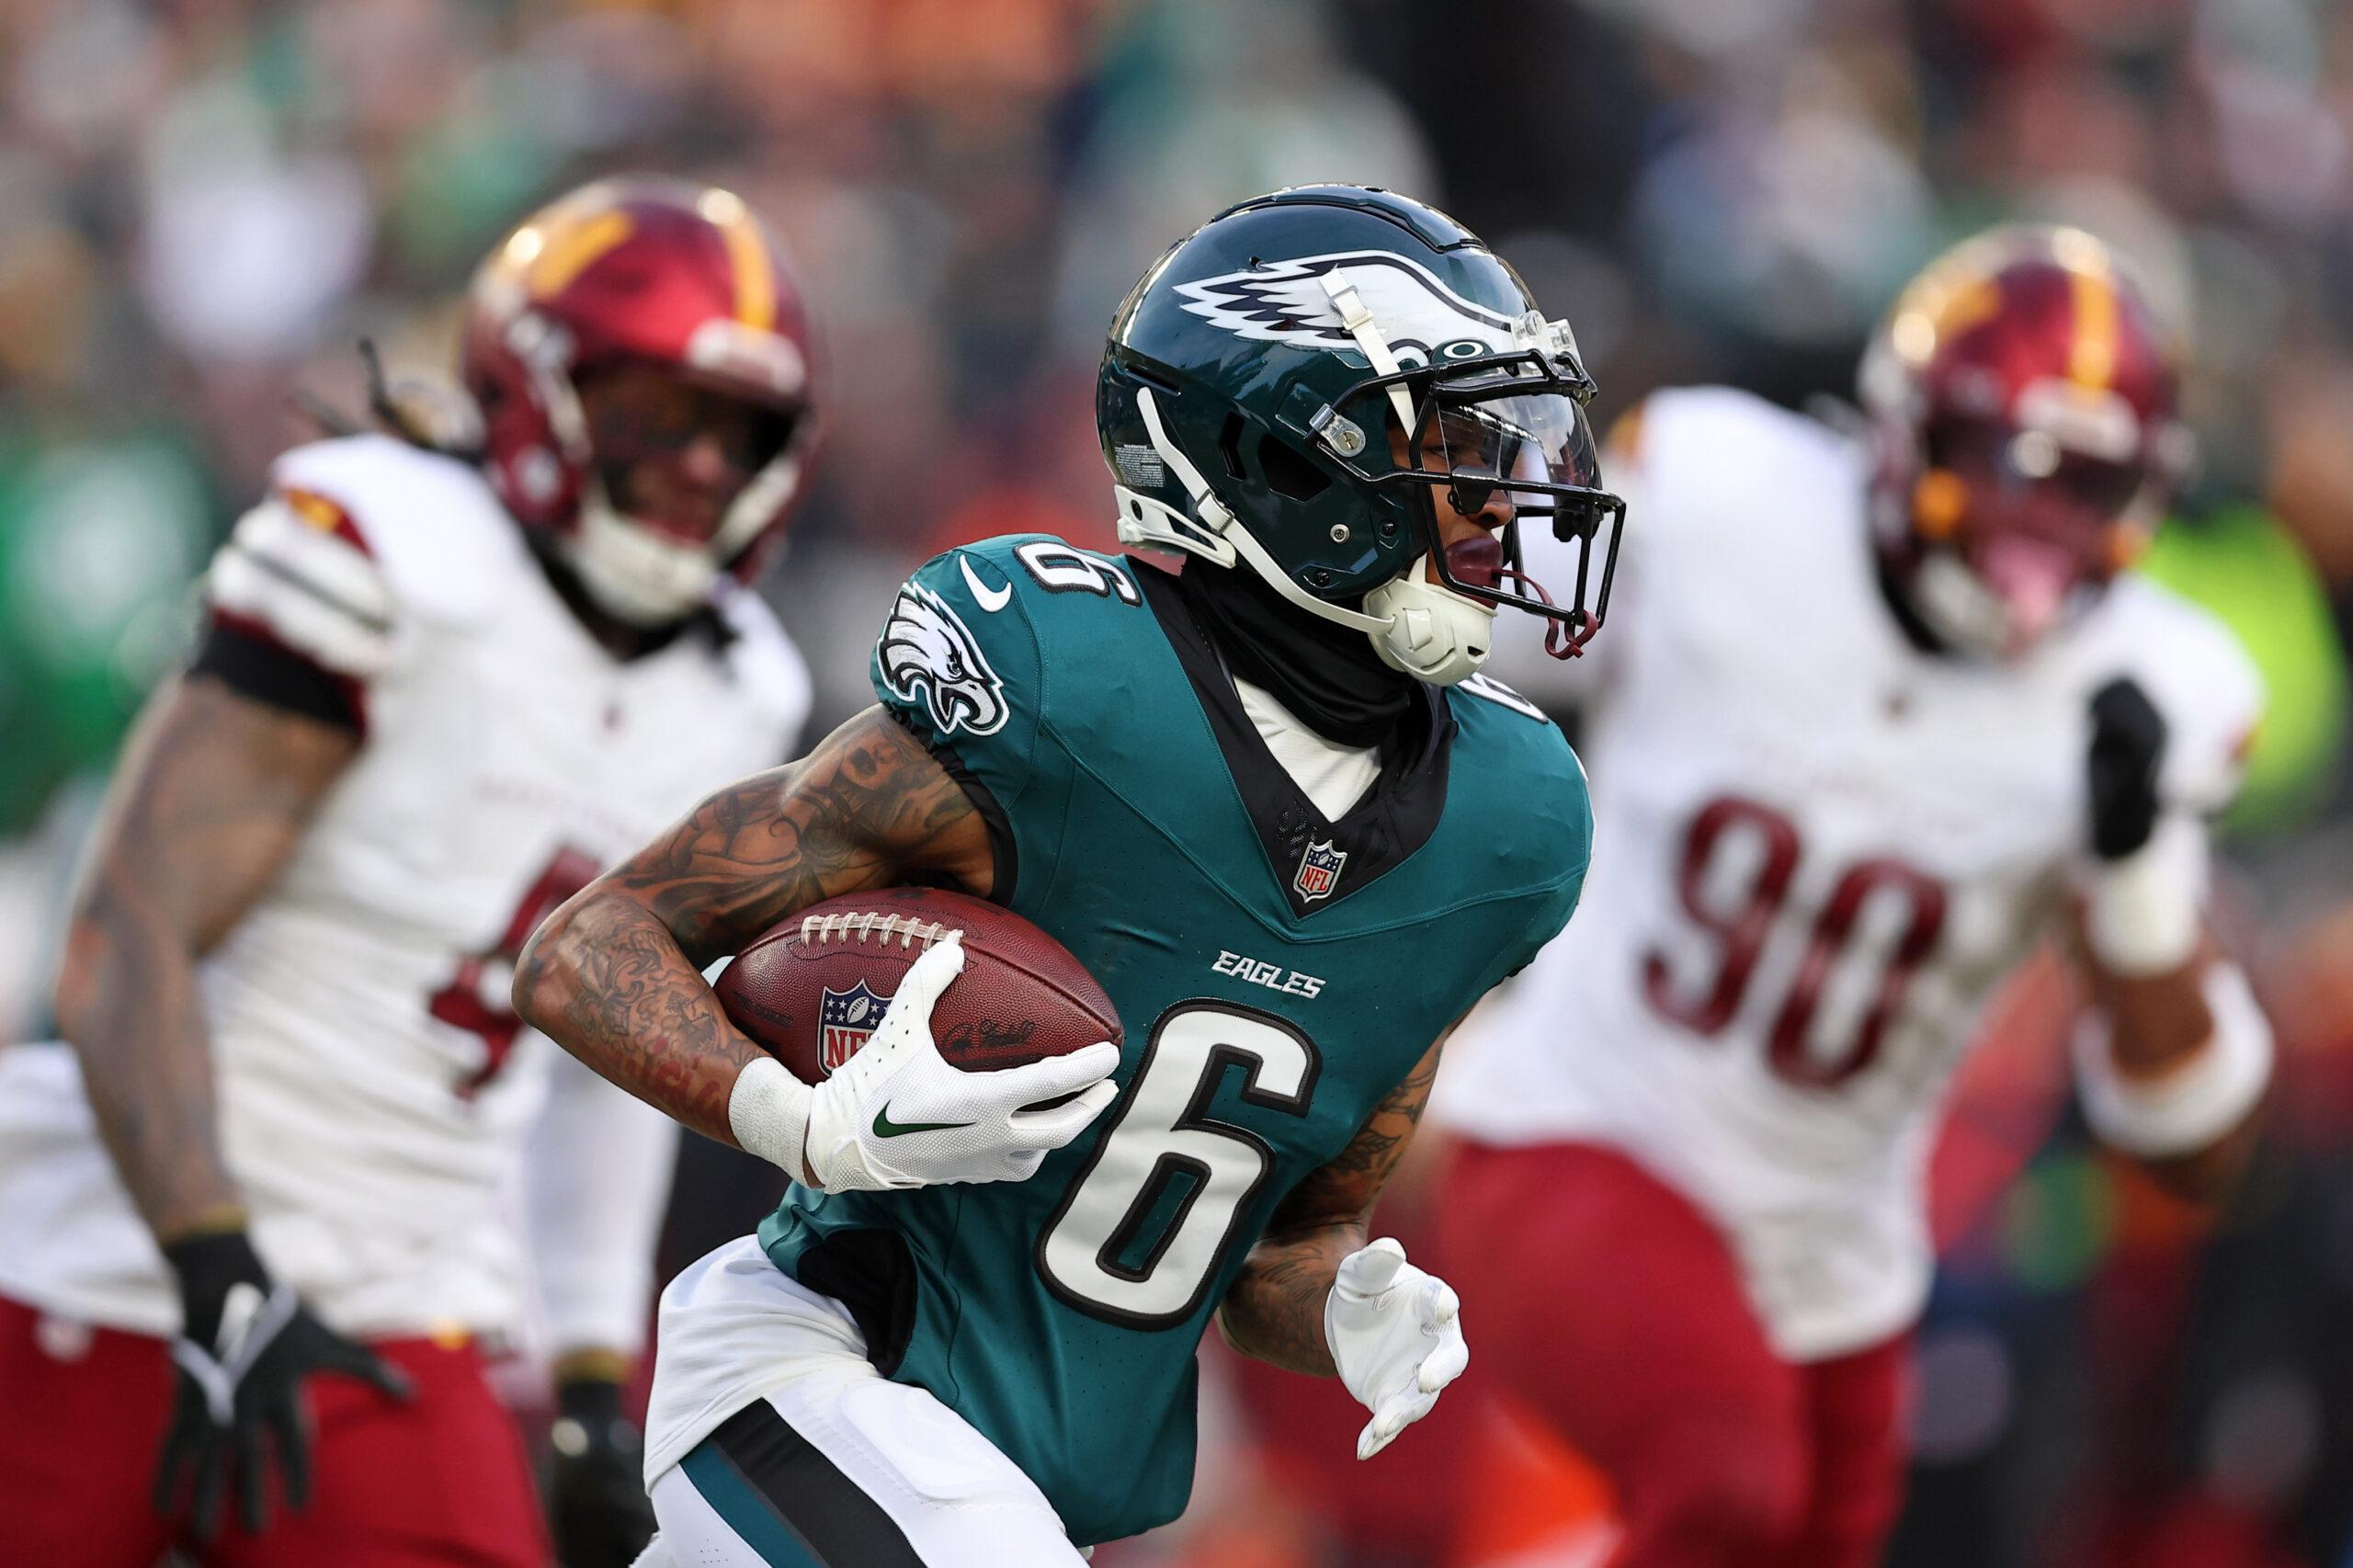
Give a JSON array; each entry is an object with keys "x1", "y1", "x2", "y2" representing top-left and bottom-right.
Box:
[
  {"x1": 1434, "y1": 226, "x2": 2272, "y2": 1568},
  {"x1": 0, "y1": 177, "x2": 815, "y2": 1567}
]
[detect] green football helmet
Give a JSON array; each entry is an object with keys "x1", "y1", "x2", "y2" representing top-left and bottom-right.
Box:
[{"x1": 1097, "y1": 185, "x2": 1623, "y2": 684}]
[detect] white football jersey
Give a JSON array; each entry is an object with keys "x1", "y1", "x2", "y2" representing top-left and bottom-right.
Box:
[
  {"x1": 0, "y1": 435, "x2": 810, "y2": 1346},
  {"x1": 1434, "y1": 389, "x2": 2262, "y2": 1360}
]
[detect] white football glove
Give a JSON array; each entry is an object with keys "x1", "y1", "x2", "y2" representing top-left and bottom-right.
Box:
[
  {"x1": 1324, "y1": 1238, "x2": 1469, "y2": 1460},
  {"x1": 801, "y1": 936, "x2": 1120, "y2": 1192}
]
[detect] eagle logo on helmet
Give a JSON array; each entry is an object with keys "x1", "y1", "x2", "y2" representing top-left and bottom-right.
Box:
[
  {"x1": 878, "y1": 584, "x2": 1008, "y2": 736},
  {"x1": 1175, "y1": 251, "x2": 1537, "y2": 369}
]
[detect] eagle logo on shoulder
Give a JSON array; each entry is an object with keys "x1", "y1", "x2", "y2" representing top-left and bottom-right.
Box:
[
  {"x1": 878, "y1": 583, "x2": 1008, "y2": 737},
  {"x1": 1175, "y1": 250, "x2": 1546, "y2": 369}
]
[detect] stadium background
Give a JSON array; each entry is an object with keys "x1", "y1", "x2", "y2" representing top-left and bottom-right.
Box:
[{"x1": 3, "y1": 0, "x2": 2353, "y2": 1562}]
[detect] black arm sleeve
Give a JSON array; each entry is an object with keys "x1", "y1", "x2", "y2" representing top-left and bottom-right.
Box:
[{"x1": 188, "y1": 619, "x2": 364, "y2": 733}]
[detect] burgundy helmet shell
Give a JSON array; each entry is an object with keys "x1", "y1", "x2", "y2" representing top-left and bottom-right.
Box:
[
  {"x1": 1859, "y1": 225, "x2": 2187, "y2": 658},
  {"x1": 462, "y1": 176, "x2": 819, "y2": 619}
]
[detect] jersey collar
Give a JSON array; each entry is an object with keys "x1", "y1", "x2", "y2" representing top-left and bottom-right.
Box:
[{"x1": 1135, "y1": 560, "x2": 1456, "y2": 919}]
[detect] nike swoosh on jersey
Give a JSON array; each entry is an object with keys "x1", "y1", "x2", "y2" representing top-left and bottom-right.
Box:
[
  {"x1": 961, "y1": 554, "x2": 1013, "y2": 612},
  {"x1": 873, "y1": 1105, "x2": 976, "y2": 1138}
]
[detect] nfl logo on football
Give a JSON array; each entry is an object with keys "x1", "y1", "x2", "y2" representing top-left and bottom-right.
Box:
[
  {"x1": 818, "y1": 981, "x2": 891, "y2": 1074},
  {"x1": 1294, "y1": 840, "x2": 1346, "y2": 903}
]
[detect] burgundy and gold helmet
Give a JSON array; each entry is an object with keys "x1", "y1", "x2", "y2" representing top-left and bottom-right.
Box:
[
  {"x1": 1859, "y1": 225, "x2": 2188, "y2": 659},
  {"x1": 462, "y1": 176, "x2": 818, "y2": 625}
]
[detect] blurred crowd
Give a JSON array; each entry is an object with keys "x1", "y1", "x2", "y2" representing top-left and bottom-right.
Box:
[{"x1": 6, "y1": 0, "x2": 2353, "y2": 1562}]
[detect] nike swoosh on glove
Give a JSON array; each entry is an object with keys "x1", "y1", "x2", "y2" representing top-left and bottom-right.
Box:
[
  {"x1": 803, "y1": 935, "x2": 1120, "y2": 1192},
  {"x1": 1324, "y1": 1237, "x2": 1469, "y2": 1460},
  {"x1": 154, "y1": 1232, "x2": 412, "y2": 1539}
]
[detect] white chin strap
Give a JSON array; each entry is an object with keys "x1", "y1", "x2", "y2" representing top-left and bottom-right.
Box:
[
  {"x1": 1321, "y1": 272, "x2": 1419, "y2": 437},
  {"x1": 563, "y1": 451, "x2": 801, "y2": 629},
  {"x1": 1113, "y1": 384, "x2": 1495, "y2": 687}
]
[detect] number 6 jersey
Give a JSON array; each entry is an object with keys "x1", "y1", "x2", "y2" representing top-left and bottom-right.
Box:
[
  {"x1": 717, "y1": 537, "x2": 1590, "y2": 1545},
  {"x1": 1434, "y1": 387, "x2": 2263, "y2": 1362}
]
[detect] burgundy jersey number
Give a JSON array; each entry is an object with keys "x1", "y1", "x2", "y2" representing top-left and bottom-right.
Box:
[
  {"x1": 1643, "y1": 796, "x2": 1946, "y2": 1088},
  {"x1": 1641, "y1": 798, "x2": 1801, "y2": 1034},
  {"x1": 427, "y1": 846, "x2": 600, "y2": 1097}
]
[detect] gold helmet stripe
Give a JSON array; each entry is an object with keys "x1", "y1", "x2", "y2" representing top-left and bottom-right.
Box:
[
  {"x1": 696, "y1": 187, "x2": 776, "y2": 332},
  {"x1": 2056, "y1": 230, "x2": 2120, "y2": 391},
  {"x1": 526, "y1": 208, "x2": 636, "y2": 301}
]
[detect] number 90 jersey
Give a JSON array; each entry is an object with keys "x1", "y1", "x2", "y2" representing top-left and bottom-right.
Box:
[
  {"x1": 1434, "y1": 388, "x2": 2263, "y2": 1362},
  {"x1": 753, "y1": 537, "x2": 1590, "y2": 1545}
]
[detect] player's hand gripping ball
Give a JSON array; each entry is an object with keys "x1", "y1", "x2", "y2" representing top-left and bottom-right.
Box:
[
  {"x1": 717, "y1": 887, "x2": 1125, "y2": 1190},
  {"x1": 718, "y1": 887, "x2": 1122, "y2": 1083}
]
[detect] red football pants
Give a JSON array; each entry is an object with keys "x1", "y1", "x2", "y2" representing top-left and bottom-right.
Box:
[
  {"x1": 0, "y1": 1290, "x2": 547, "y2": 1567},
  {"x1": 1440, "y1": 1142, "x2": 1912, "y2": 1568}
]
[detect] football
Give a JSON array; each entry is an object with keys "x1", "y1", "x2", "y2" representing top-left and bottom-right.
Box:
[{"x1": 714, "y1": 886, "x2": 1123, "y2": 1085}]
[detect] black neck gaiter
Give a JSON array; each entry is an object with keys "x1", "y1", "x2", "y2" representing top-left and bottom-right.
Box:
[{"x1": 1176, "y1": 561, "x2": 1415, "y2": 747}]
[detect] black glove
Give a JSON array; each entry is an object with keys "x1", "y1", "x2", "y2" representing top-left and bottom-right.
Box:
[
  {"x1": 2088, "y1": 676, "x2": 2167, "y2": 861},
  {"x1": 153, "y1": 1231, "x2": 412, "y2": 1539},
  {"x1": 548, "y1": 1377, "x2": 655, "y2": 1568}
]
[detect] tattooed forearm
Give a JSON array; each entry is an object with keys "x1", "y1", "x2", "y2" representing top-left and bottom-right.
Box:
[
  {"x1": 513, "y1": 706, "x2": 994, "y2": 1146},
  {"x1": 517, "y1": 892, "x2": 765, "y2": 1146},
  {"x1": 1218, "y1": 1038, "x2": 1446, "y2": 1375},
  {"x1": 629, "y1": 708, "x2": 990, "y2": 964},
  {"x1": 1218, "y1": 1228, "x2": 1360, "y2": 1376},
  {"x1": 54, "y1": 676, "x2": 358, "y2": 1239}
]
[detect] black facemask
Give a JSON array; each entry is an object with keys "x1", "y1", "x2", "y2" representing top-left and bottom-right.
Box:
[{"x1": 1176, "y1": 560, "x2": 1415, "y2": 747}]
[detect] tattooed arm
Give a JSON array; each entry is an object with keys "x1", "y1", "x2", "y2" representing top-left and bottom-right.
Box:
[
  {"x1": 1217, "y1": 1034, "x2": 1448, "y2": 1377},
  {"x1": 52, "y1": 676, "x2": 359, "y2": 1240},
  {"x1": 511, "y1": 706, "x2": 994, "y2": 1166}
]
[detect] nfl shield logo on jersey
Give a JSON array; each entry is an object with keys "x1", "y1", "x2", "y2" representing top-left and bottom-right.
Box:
[
  {"x1": 819, "y1": 981, "x2": 892, "y2": 1074},
  {"x1": 1294, "y1": 840, "x2": 1347, "y2": 903}
]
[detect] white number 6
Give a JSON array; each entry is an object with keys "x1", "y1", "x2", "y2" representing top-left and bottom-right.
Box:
[{"x1": 1036, "y1": 1001, "x2": 1319, "y2": 1326}]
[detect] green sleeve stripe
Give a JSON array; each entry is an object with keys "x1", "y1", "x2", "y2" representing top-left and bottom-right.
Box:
[{"x1": 680, "y1": 1440, "x2": 827, "y2": 1567}]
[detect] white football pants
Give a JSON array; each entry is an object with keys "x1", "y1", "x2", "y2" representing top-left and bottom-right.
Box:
[{"x1": 638, "y1": 1237, "x2": 1089, "y2": 1567}]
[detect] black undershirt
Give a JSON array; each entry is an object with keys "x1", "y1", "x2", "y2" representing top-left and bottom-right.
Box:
[
  {"x1": 1173, "y1": 558, "x2": 1415, "y2": 748},
  {"x1": 1136, "y1": 559, "x2": 1456, "y2": 917}
]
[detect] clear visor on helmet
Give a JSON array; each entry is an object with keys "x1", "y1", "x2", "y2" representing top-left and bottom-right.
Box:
[
  {"x1": 1416, "y1": 394, "x2": 1603, "y2": 502},
  {"x1": 1319, "y1": 352, "x2": 1625, "y2": 655}
]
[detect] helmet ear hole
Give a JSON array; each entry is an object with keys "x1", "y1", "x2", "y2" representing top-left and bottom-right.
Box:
[
  {"x1": 1258, "y1": 436, "x2": 1332, "y2": 503},
  {"x1": 1218, "y1": 413, "x2": 1248, "y2": 481}
]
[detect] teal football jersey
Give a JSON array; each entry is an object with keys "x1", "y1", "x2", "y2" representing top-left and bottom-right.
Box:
[{"x1": 757, "y1": 536, "x2": 1591, "y2": 1544}]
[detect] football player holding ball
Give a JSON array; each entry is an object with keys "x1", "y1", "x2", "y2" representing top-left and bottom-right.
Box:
[{"x1": 516, "y1": 186, "x2": 1620, "y2": 1565}]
